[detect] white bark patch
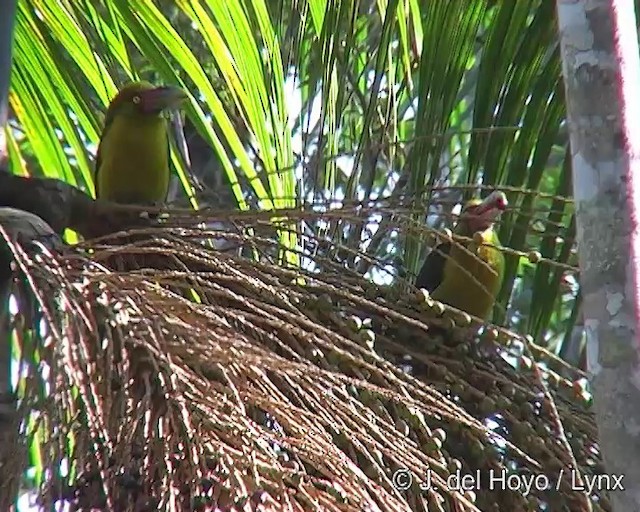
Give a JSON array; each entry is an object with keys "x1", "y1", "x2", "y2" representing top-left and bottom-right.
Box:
[
  {"x1": 609, "y1": 312, "x2": 635, "y2": 329},
  {"x1": 574, "y1": 51, "x2": 599, "y2": 68},
  {"x1": 585, "y1": 318, "x2": 601, "y2": 375},
  {"x1": 606, "y1": 291, "x2": 634, "y2": 329},
  {"x1": 625, "y1": 416, "x2": 640, "y2": 436},
  {"x1": 556, "y1": 4, "x2": 591, "y2": 44},
  {"x1": 606, "y1": 291, "x2": 624, "y2": 316},
  {"x1": 571, "y1": 153, "x2": 599, "y2": 200}
]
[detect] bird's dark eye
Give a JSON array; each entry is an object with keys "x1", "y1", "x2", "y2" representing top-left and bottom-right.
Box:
[{"x1": 132, "y1": 95, "x2": 141, "y2": 104}]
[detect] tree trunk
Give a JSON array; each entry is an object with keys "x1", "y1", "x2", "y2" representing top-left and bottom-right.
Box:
[{"x1": 556, "y1": 0, "x2": 640, "y2": 510}]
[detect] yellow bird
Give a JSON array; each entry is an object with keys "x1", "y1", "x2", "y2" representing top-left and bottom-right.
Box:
[
  {"x1": 415, "y1": 191, "x2": 508, "y2": 320},
  {"x1": 94, "y1": 81, "x2": 187, "y2": 204}
]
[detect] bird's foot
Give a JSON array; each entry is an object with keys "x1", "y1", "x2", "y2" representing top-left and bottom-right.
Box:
[{"x1": 138, "y1": 201, "x2": 168, "y2": 221}]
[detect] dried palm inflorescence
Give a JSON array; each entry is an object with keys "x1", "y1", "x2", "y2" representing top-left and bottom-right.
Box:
[{"x1": 2, "y1": 196, "x2": 601, "y2": 512}]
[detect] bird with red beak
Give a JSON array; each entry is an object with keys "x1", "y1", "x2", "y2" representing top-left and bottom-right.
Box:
[{"x1": 415, "y1": 191, "x2": 508, "y2": 320}]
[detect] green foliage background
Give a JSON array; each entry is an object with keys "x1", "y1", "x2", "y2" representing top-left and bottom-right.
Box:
[{"x1": 8, "y1": 1, "x2": 579, "y2": 373}]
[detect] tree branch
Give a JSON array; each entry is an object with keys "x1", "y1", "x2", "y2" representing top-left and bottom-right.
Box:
[{"x1": 0, "y1": 170, "x2": 160, "y2": 239}]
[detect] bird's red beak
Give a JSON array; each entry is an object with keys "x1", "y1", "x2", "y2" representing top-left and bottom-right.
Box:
[
  {"x1": 475, "y1": 191, "x2": 508, "y2": 216},
  {"x1": 466, "y1": 191, "x2": 508, "y2": 232},
  {"x1": 140, "y1": 85, "x2": 187, "y2": 114}
]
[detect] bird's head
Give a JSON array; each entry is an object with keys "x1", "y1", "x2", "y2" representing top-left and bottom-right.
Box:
[
  {"x1": 458, "y1": 191, "x2": 508, "y2": 234},
  {"x1": 104, "y1": 81, "x2": 187, "y2": 122}
]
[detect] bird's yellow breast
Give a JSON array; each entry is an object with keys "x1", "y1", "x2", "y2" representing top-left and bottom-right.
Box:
[
  {"x1": 96, "y1": 114, "x2": 170, "y2": 204},
  {"x1": 431, "y1": 229, "x2": 504, "y2": 320}
]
